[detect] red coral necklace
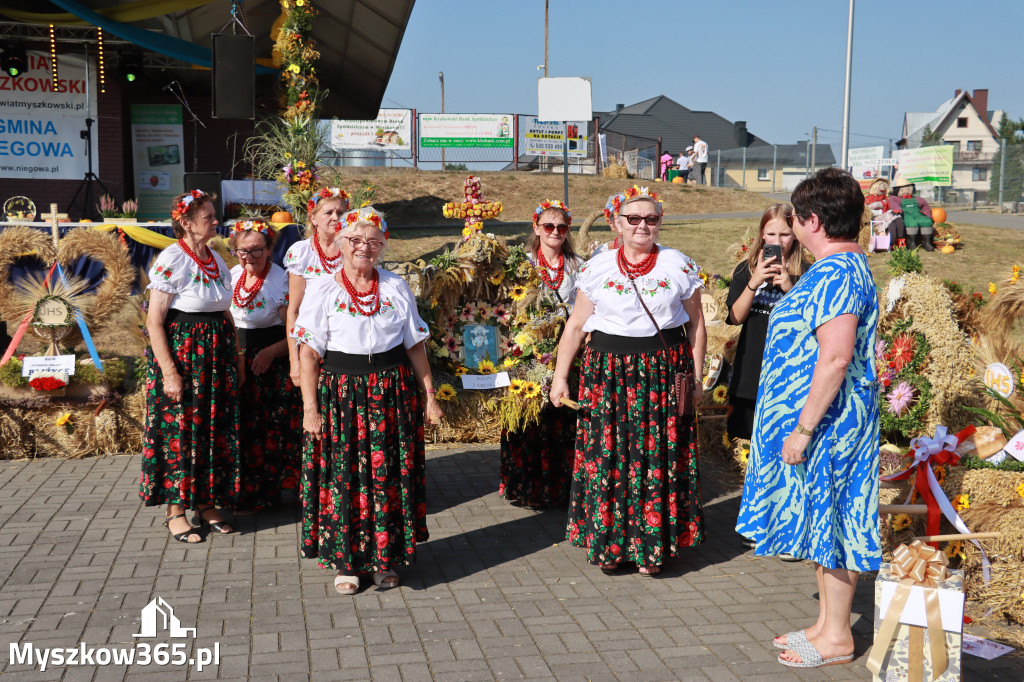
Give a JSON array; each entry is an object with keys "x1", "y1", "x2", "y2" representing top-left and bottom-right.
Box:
[
  {"x1": 339, "y1": 267, "x2": 381, "y2": 316},
  {"x1": 617, "y1": 245, "x2": 659, "y2": 279},
  {"x1": 537, "y1": 250, "x2": 565, "y2": 290},
  {"x1": 313, "y1": 231, "x2": 340, "y2": 272},
  {"x1": 233, "y1": 261, "x2": 270, "y2": 309},
  {"x1": 178, "y1": 239, "x2": 220, "y2": 280}
]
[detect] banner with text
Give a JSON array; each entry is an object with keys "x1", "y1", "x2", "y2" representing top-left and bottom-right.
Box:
[
  {"x1": 330, "y1": 109, "x2": 412, "y2": 150},
  {"x1": 848, "y1": 146, "x2": 886, "y2": 188},
  {"x1": 0, "y1": 51, "x2": 98, "y2": 180},
  {"x1": 130, "y1": 105, "x2": 185, "y2": 221},
  {"x1": 419, "y1": 114, "x2": 514, "y2": 148},
  {"x1": 896, "y1": 146, "x2": 954, "y2": 185},
  {"x1": 523, "y1": 118, "x2": 588, "y2": 156}
]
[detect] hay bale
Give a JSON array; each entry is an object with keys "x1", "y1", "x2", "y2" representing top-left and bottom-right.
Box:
[
  {"x1": 961, "y1": 469, "x2": 1024, "y2": 509},
  {"x1": 961, "y1": 502, "x2": 1024, "y2": 559}
]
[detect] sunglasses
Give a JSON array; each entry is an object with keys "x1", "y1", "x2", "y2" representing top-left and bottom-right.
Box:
[
  {"x1": 538, "y1": 222, "x2": 570, "y2": 235},
  {"x1": 343, "y1": 236, "x2": 384, "y2": 251},
  {"x1": 230, "y1": 248, "x2": 265, "y2": 258},
  {"x1": 620, "y1": 214, "x2": 662, "y2": 226}
]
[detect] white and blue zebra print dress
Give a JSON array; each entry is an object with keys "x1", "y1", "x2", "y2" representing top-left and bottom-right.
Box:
[{"x1": 736, "y1": 252, "x2": 881, "y2": 572}]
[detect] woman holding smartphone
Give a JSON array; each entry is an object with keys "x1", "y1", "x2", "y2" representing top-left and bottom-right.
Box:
[{"x1": 725, "y1": 203, "x2": 807, "y2": 440}]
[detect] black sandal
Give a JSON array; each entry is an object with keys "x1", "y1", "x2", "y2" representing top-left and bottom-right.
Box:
[
  {"x1": 164, "y1": 513, "x2": 203, "y2": 543},
  {"x1": 192, "y1": 506, "x2": 235, "y2": 534}
]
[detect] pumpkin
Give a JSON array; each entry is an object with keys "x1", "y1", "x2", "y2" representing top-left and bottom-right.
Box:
[
  {"x1": 271, "y1": 211, "x2": 293, "y2": 224},
  {"x1": 672, "y1": 176, "x2": 685, "y2": 184},
  {"x1": 941, "y1": 244, "x2": 955, "y2": 254},
  {"x1": 931, "y1": 207, "x2": 946, "y2": 224}
]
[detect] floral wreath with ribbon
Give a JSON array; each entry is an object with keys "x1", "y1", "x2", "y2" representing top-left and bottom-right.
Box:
[
  {"x1": 307, "y1": 187, "x2": 352, "y2": 214},
  {"x1": 612, "y1": 185, "x2": 663, "y2": 216},
  {"x1": 171, "y1": 189, "x2": 207, "y2": 221},
  {"x1": 532, "y1": 199, "x2": 572, "y2": 226},
  {"x1": 342, "y1": 207, "x2": 389, "y2": 239},
  {"x1": 603, "y1": 193, "x2": 625, "y2": 221},
  {"x1": 232, "y1": 219, "x2": 271, "y2": 235}
]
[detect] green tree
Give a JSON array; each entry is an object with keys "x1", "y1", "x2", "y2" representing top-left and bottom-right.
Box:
[
  {"x1": 444, "y1": 163, "x2": 468, "y2": 171},
  {"x1": 990, "y1": 114, "x2": 1024, "y2": 202},
  {"x1": 920, "y1": 124, "x2": 943, "y2": 146}
]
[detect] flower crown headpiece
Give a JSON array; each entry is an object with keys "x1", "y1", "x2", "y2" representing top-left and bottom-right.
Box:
[
  {"x1": 603, "y1": 193, "x2": 626, "y2": 220},
  {"x1": 307, "y1": 187, "x2": 351, "y2": 214},
  {"x1": 342, "y1": 207, "x2": 389, "y2": 239},
  {"x1": 532, "y1": 199, "x2": 572, "y2": 226},
  {"x1": 171, "y1": 189, "x2": 207, "y2": 221},
  {"x1": 232, "y1": 219, "x2": 271, "y2": 235},
  {"x1": 612, "y1": 185, "x2": 663, "y2": 216}
]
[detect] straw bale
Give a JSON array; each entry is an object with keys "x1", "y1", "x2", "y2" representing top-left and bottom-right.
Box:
[
  {"x1": 961, "y1": 469, "x2": 1024, "y2": 509},
  {"x1": 705, "y1": 322, "x2": 740, "y2": 363},
  {"x1": 960, "y1": 502, "x2": 1024, "y2": 559}
]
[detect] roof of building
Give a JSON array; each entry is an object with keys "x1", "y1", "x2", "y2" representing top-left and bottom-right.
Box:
[
  {"x1": 596, "y1": 95, "x2": 768, "y2": 155},
  {"x1": 901, "y1": 89, "x2": 998, "y2": 148}
]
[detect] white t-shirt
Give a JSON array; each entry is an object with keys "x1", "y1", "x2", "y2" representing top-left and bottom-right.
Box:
[
  {"x1": 677, "y1": 155, "x2": 690, "y2": 170},
  {"x1": 147, "y1": 242, "x2": 232, "y2": 312},
  {"x1": 695, "y1": 140, "x2": 709, "y2": 163},
  {"x1": 290, "y1": 269, "x2": 430, "y2": 356},
  {"x1": 284, "y1": 238, "x2": 338, "y2": 280},
  {"x1": 229, "y1": 263, "x2": 289, "y2": 329},
  {"x1": 530, "y1": 252, "x2": 584, "y2": 307},
  {"x1": 577, "y1": 248, "x2": 702, "y2": 336}
]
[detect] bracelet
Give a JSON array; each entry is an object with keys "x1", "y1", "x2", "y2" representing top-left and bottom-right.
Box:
[
  {"x1": 746, "y1": 282, "x2": 758, "y2": 292},
  {"x1": 425, "y1": 389, "x2": 436, "y2": 395},
  {"x1": 794, "y1": 423, "x2": 814, "y2": 436}
]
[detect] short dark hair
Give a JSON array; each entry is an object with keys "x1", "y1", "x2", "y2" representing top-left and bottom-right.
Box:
[{"x1": 791, "y1": 168, "x2": 864, "y2": 240}]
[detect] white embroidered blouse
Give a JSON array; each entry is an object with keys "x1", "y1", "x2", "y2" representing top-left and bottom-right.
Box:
[
  {"x1": 284, "y1": 238, "x2": 338, "y2": 280},
  {"x1": 577, "y1": 247, "x2": 702, "y2": 336},
  {"x1": 530, "y1": 252, "x2": 584, "y2": 307},
  {"x1": 229, "y1": 263, "x2": 289, "y2": 329},
  {"x1": 290, "y1": 269, "x2": 430, "y2": 356},
  {"x1": 146, "y1": 242, "x2": 232, "y2": 312}
]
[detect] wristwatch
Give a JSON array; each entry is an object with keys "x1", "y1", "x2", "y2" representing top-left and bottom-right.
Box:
[{"x1": 794, "y1": 423, "x2": 814, "y2": 436}]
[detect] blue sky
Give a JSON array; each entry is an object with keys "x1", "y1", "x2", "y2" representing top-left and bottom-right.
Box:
[{"x1": 383, "y1": 0, "x2": 1024, "y2": 154}]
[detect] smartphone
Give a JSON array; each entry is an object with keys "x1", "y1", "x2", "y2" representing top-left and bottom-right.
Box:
[{"x1": 763, "y1": 244, "x2": 783, "y2": 263}]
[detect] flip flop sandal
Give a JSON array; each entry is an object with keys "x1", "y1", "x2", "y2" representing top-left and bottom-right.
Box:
[
  {"x1": 778, "y1": 634, "x2": 853, "y2": 668},
  {"x1": 163, "y1": 513, "x2": 203, "y2": 544},
  {"x1": 598, "y1": 563, "x2": 619, "y2": 575},
  {"x1": 334, "y1": 574, "x2": 359, "y2": 595},
  {"x1": 773, "y1": 629, "x2": 806, "y2": 650},
  {"x1": 373, "y1": 569, "x2": 399, "y2": 591}
]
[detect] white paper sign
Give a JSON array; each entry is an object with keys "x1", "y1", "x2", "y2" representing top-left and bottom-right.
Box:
[
  {"x1": 879, "y1": 579, "x2": 965, "y2": 632},
  {"x1": 963, "y1": 634, "x2": 1015, "y2": 659},
  {"x1": 997, "y1": 428, "x2": 1024, "y2": 462},
  {"x1": 460, "y1": 372, "x2": 511, "y2": 390},
  {"x1": 21, "y1": 354, "x2": 76, "y2": 377}
]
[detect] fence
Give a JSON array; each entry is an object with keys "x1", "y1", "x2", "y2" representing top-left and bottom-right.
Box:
[{"x1": 927, "y1": 139, "x2": 1023, "y2": 211}]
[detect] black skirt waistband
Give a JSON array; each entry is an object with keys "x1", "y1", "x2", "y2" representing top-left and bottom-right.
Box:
[
  {"x1": 322, "y1": 344, "x2": 408, "y2": 375},
  {"x1": 237, "y1": 324, "x2": 286, "y2": 350},
  {"x1": 589, "y1": 326, "x2": 687, "y2": 355},
  {"x1": 165, "y1": 309, "x2": 226, "y2": 325}
]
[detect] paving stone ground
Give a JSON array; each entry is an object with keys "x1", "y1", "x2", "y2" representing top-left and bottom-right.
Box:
[{"x1": 0, "y1": 446, "x2": 1021, "y2": 681}]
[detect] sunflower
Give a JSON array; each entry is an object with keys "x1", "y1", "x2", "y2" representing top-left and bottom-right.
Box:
[
  {"x1": 477, "y1": 360, "x2": 496, "y2": 374},
  {"x1": 712, "y1": 385, "x2": 728, "y2": 404},
  {"x1": 891, "y1": 513, "x2": 912, "y2": 531},
  {"x1": 1018, "y1": 480, "x2": 1024, "y2": 498},
  {"x1": 455, "y1": 366, "x2": 468, "y2": 376},
  {"x1": 509, "y1": 379, "x2": 525, "y2": 395},
  {"x1": 932, "y1": 465, "x2": 946, "y2": 485},
  {"x1": 523, "y1": 381, "x2": 541, "y2": 399},
  {"x1": 502, "y1": 356, "x2": 518, "y2": 369},
  {"x1": 510, "y1": 285, "x2": 527, "y2": 301},
  {"x1": 739, "y1": 445, "x2": 750, "y2": 464},
  {"x1": 944, "y1": 540, "x2": 965, "y2": 561},
  {"x1": 721, "y1": 431, "x2": 731, "y2": 448},
  {"x1": 989, "y1": 282, "x2": 997, "y2": 295},
  {"x1": 489, "y1": 271, "x2": 504, "y2": 285},
  {"x1": 952, "y1": 493, "x2": 970, "y2": 511},
  {"x1": 55, "y1": 413, "x2": 72, "y2": 427},
  {"x1": 435, "y1": 384, "x2": 457, "y2": 401}
]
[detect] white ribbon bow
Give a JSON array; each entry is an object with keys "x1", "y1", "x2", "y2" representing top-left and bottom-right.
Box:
[{"x1": 908, "y1": 425, "x2": 958, "y2": 463}]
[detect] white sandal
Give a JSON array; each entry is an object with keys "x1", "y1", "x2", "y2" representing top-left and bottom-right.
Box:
[
  {"x1": 334, "y1": 574, "x2": 359, "y2": 595},
  {"x1": 373, "y1": 569, "x2": 399, "y2": 590}
]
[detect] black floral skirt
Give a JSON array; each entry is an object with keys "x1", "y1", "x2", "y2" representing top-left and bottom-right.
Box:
[
  {"x1": 500, "y1": 381, "x2": 578, "y2": 507},
  {"x1": 566, "y1": 341, "x2": 703, "y2": 568},
  {"x1": 140, "y1": 317, "x2": 241, "y2": 507},
  {"x1": 236, "y1": 339, "x2": 303, "y2": 508},
  {"x1": 300, "y1": 363, "x2": 428, "y2": 573}
]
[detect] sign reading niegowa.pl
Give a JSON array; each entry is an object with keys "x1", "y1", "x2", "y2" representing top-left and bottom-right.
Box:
[{"x1": 419, "y1": 114, "x2": 514, "y2": 148}]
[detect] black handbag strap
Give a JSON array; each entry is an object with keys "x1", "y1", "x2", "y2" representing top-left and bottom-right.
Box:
[{"x1": 628, "y1": 277, "x2": 673, "y2": 354}]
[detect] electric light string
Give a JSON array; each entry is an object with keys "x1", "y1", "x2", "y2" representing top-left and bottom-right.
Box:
[
  {"x1": 49, "y1": 24, "x2": 58, "y2": 89},
  {"x1": 97, "y1": 28, "x2": 105, "y2": 94}
]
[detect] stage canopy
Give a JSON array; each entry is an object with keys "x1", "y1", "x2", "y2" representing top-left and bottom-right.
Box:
[{"x1": 0, "y1": 0, "x2": 416, "y2": 119}]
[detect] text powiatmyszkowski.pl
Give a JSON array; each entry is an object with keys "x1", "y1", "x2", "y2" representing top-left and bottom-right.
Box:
[{"x1": 9, "y1": 642, "x2": 221, "y2": 672}]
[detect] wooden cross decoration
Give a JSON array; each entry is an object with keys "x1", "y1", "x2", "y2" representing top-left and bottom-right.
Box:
[
  {"x1": 40, "y1": 202, "x2": 69, "y2": 251},
  {"x1": 442, "y1": 175, "x2": 503, "y2": 239}
]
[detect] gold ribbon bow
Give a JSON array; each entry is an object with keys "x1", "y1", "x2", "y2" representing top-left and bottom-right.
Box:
[{"x1": 867, "y1": 541, "x2": 950, "y2": 682}]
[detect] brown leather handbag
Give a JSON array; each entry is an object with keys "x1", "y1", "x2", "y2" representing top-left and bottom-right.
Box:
[{"x1": 629, "y1": 279, "x2": 696, "y2": 417}]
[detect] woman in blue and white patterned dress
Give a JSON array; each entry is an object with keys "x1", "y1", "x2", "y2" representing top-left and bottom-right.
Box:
[{"x1": 736, "y1": 168, "x2": 879, "y2": 670}]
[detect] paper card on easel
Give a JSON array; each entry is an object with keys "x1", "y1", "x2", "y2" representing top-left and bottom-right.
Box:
[{"x1": 998, "y1": 429, "x2": 1024, "y2": 462}]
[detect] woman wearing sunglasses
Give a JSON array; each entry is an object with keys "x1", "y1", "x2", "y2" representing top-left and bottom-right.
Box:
[
  {"x1": 292, "y1": 207, "x2": 442, "y2": 595},
  {"x1": 499, "y1": 200, "x2": 583, "y2": 510},
  {"x1": 228, "y1": 219, "x2": 303, "y2": 512},
  {"x1": 550, "y1": 186, "x2": 706, "y2": 576}
]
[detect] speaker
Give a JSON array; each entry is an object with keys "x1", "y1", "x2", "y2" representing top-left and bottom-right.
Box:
[
  {"x1": 184, "y1": 172, "x2": 223, "y2": 221},
  {"x1": 211, "y1": 33, "x2": 254, "y2": 120}
]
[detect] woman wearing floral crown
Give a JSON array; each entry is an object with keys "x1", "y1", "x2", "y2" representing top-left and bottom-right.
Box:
[
  {"x1": 292, "y1": 206, "x2": 443, "y2": 595},
  {"x1": 550, "y1": 186, "x2": 706, "y2": 576},
  {"x1": 284, "y1": 187, "x2": 351, "y2": 386},
  {"x1": 229, "y1": 219, "x2": 303, "y2": 511},
  {"x1": 141, "y1": 189, "x2": 240, "y2": 542},
  {"x1": 499, "y1": 200, "x2": 583, "y2": 509}
]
